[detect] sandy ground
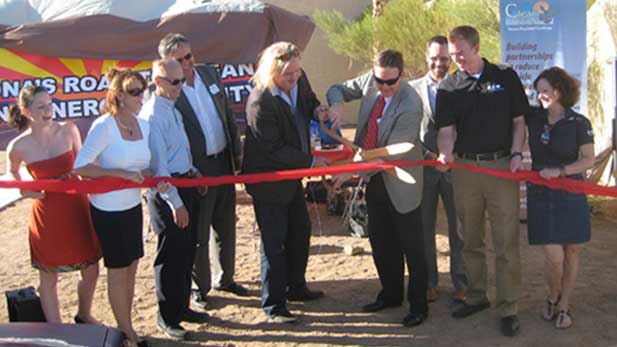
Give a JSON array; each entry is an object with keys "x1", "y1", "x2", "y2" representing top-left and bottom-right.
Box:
[{"x1": 0, "y1": 151, "x2": 616, "y2": 347}]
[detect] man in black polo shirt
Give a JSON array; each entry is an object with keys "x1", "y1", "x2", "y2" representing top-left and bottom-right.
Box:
[{"x1": 435, "y1": 25, "x2": 529, "y2": 337}]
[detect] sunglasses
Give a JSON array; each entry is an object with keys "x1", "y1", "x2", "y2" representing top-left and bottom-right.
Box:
[
  {"x1": 276, "y1": 47, "x2": 300, "y2": 62},
  {"x1": 125, "y1": 87, "x2": 145, "y2": 97},
  {"x1": 540, "y1": 123, "x2": 552, "y2": 145},
  {"x1": 176, "y1": 53, "x2": 193, "y2": 64},
  {"x1": 374, "y1": 75, "x2": 400, "y2": 86},
  {"x1": 161, "y1": 76, "x2": 186, "y2": 86}
]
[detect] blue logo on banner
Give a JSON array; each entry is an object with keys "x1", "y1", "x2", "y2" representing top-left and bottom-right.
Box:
[{"x1": 504, "y1": 1, "x2": 557, "y2": 28}]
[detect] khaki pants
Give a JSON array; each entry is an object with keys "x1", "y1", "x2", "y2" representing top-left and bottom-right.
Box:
[{"x1": 452, "y1": 157, "x2": 521, "y2": 317}]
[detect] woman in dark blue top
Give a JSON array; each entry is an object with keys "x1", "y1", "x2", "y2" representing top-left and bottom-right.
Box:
[{"x1": 526, "y1": 66, "x2": 594, "y2": 330}]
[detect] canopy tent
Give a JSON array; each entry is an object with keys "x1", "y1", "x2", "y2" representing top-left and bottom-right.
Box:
[
  {"x1": 0, "y1": 0, "x2": 315, "y2": 207},
  {"x1": 0, "y1": 0, "x2": 315, "y2": 63}
]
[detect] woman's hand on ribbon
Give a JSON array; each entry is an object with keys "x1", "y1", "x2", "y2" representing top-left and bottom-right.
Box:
[{"x1": 121, "y1": 171, "x2": 144, "y2": 184}]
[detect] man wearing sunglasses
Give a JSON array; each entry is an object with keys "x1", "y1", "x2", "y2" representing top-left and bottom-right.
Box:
[
  {"x1": 140, "y1": 58, "x2": 209, "y2": 340},
  {"x1": 410, "y1": 35, "x2": 467, "y2": 305},
  {"x1": 327, "y1": 49, "x2": 428, "y2": 328},
  {"x1": 434, "y1": 25, "x2": 529, "y2": 337},
  {"x1": 157, "y1": 33, "x2": 246, "y2": 311}
]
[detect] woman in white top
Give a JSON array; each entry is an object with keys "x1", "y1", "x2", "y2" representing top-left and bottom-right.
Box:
[{"x1": 74, "y1": 67, "x2": 160, "y2": 347}]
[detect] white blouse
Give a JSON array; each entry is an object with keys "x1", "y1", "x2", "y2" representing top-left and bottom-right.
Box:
[{"x1": 74, "y1": 114, "x2": 151, "y2": 212}]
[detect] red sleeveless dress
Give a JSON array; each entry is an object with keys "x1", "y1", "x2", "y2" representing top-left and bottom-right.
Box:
[{"x1": 26, "y1": 151, "x2": 101, "y2": 272}]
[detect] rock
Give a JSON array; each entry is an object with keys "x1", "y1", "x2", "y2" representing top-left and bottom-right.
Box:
[{"x1": 343, "y1": 245, "x2": 363, "y2": 256}]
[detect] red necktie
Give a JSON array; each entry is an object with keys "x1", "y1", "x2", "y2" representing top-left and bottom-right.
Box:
[{"x1": 363, "y1": 96, "x2": 385, "y2": 150}]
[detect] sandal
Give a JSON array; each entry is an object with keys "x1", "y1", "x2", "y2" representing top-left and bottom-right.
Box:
[
  {"x1": 542, "y1": 295, "x2": 560, "y2": 321},
  {"x1": 555, "y1": 309, "x2": 572, "y2": 329}
]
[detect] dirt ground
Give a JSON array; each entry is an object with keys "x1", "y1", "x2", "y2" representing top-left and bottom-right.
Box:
[{"x1": 0, "y1": 152, "x2": 616, "y2": 347}]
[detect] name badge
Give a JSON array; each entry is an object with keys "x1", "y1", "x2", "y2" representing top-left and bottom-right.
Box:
[
  {"x1": 209, "y1": 84, "x2": 220, "y2": 95},
  {"x1": 485, "y1": 83, "x2": 504, "y2": 93}
]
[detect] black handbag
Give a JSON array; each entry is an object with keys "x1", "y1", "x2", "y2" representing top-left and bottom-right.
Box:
[{"x1": 5, "y1": 286, "x2": 46, "y2": 322}]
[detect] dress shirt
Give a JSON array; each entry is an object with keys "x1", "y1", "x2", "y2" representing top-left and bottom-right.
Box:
[
  {"x1": 140, "y1": 94, "x2": 197, "y2": 209},
  {"x1": 426, "y1": 73, "x2": 439, "y2": 114},
  {"x1": 74, "y1": 114, "x2": 150, "y2": 211},
  {"x1": 420, "y1": 73, "x2": 444, "y2": 153},
  {"x1": 272, "y1": 84, "x2": 310, "y2": 153},
  {"x1": 377, "y1": 94, "x2": 393, "y2": 126},
  {"x1": 183, "y1": 69, "x2": 227, "y2": 155},
  {"x1": 272, "y1": 84, "x2": 298, "y2": 110}
]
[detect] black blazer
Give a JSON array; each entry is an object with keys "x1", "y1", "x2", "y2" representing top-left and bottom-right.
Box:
[
  {"x1": 175, "y1": 65, "x2": 241, "y2": 174},
  {"x1": 242, "y1": 72, "x2": 320, "y2": 204}
]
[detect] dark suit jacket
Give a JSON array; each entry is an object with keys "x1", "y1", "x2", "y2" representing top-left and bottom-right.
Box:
[
  {"x1": 242, "y1": 72, "x2": 320, "y2": 204},
  {"x1": 175, "y1": 64, "x2": 241, "y2": 174}
]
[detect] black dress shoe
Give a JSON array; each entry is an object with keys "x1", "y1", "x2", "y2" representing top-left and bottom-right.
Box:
[
  {"x1": 361, "y1": 300, "x2": 401, "y2": 313},
  {"x1": 215, "y1": 282, "x2": 249, "y2": 296},
  {"x1": 402, "y1": 312, "x2": 428, "y2": 327},
  {"x1": 501, "y1": 315, "x2": 521, "y2": 337},
  {"x1": 452, "y1": 301, "x2": 490, "y2": 319},
  {"x1": 287, "y1": 286, "x2": 324, "y2": 301},
  {"x1": 182, "y1": 309, "x2": 210, "y2": 323}
]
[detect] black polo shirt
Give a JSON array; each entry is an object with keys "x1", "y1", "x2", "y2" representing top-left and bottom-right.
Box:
[
  {"x1": 525, "y1": 107, "x2": 594, "y2": 171},
  {"x1": 435, "y1": 59, "x2": 529, "y2": 154}
]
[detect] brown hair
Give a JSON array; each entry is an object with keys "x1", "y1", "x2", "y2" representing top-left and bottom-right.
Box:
[
  {"x1": 7, "y1": 85, "x2": 48, "y2": 131},
  {"x1": 373, "y1": 49, "x2": 404, "y2": 73},
  {"x1": 428, "y1": 35, "x2": 448, "y2": 48},
  {"x1": 448, "y1": 25, "x2": 480, "y2": 46},
  {"x1": 101, "y1": 67, "x2": 147, "y2": 116},
  {"x1": 533, "y1": 66, "x2": 581, "y2": 109}
]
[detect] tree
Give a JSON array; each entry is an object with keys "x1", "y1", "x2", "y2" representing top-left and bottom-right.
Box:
[{"x1": 314, "y1": 0, "x2": 500, "y2": 78}]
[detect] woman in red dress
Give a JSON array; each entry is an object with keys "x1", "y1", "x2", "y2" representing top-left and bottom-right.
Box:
[{"x1": 6, "y1": 85, "x2": 101, "y2": 324}]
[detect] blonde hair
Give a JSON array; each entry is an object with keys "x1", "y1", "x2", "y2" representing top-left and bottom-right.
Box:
[
  {"x1": 101, "y1": 67, "x2": 146, "y2": 116},
  {"x1": 251, "y1": 41, "x2": 301, "y2": 90}
]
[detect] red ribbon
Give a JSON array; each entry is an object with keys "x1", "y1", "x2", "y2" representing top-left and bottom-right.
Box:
[{"x1": 1, "y1": 160, "x2": 616, "y2": 197}]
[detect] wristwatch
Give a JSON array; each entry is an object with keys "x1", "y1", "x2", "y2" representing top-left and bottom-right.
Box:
[{"x1": 510, "y1": 151, "x2": 522, "y2": 160}]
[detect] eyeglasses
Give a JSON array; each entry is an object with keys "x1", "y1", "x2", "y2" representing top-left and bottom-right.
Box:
[
  {"x1": 374, "y1": 75, "x2": 400, "y2": 86},
  {"x1": 125, "y1": 87, "x2": 145, "y2": 97},
  {"x1": 160, "y1": 76, "x2": 186, "y2": 86},
  {"x1": 176, "y1": 53, "x2": 193, "y2": 64},
  {"x1": 540, "y1": 123, "x2": 552, "y2": 145},
  {"x1": 276, "y1": 46, "x2": 300, "y2": 62}
]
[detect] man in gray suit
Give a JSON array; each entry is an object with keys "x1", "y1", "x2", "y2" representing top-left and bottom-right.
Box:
[
  {"x1": 410, "y1": 35, "x2": 467, "y2": 304},
  {"x1": 328, "y1": 49, "x2": 428, "y2": 327},
  {"x1": 157, "y1": 33, "x2": 247, "y2": 309}
]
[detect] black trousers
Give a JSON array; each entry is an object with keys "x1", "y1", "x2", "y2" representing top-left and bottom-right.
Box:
[
  {"x1": 366, "y1": 174, "x2": 428, "y2": 315},
  {"x1": 252, "y1": 183, "x2": 311, "y2": 315},
  {"x1": 147, "y1": 187, "x2": 199, "y2": 326}
]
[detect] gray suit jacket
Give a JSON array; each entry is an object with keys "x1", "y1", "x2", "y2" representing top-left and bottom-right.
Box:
[
  {"x1": 327, "y1": 71, "x2": 424, "y2": 213},
  {"x1": 409, "y1": 76, "x2": 438, "y2": 154}
]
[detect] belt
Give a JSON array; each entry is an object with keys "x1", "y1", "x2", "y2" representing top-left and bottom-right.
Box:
[
  {"x1": 206, "y1": 150, "x2": 226, "y2": 160},
  {"x1": 171, "y1": 170, "x2": 196, "y2": 178},
  {"x1": 456, "y1": 150, "x2": 510, "y2": 161}
]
